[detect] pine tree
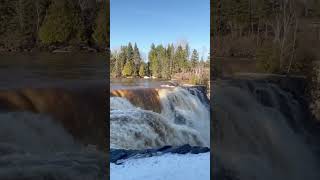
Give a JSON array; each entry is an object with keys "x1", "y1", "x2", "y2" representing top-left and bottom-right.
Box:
[
  {"x1": 149, "y1": 43, "x2": 159, "y2": 77},
  {"x1": 139, "y1": 63, "x2": 145, "y2": 77},
  {"x1": 127, "y1": 42, "x2": 134, "y2": 61},
  {"x1": 93, "y1": 5, "x2": 107, "y2": 47},
  {"x1": 175, "y1": 45, "x2": 185, "y2": 73},
  {"x1": 122, "y1": 61, "x2": 133, "y2": 77},
  {"x1": 191, "y1": 49, "x2": 199, "y2": 70},
  {"x1": 39, "y1": 1, "x2": 83, "y2": 44},
  {"x1": 119, "y1": 46, "x2": 127, "y2": 70},
  {"x1": 167, "y1": 44, "x2": 175, "y2": 76},
  {"x1": 133, "y1": 43, "x2": 141, "y2": 76}
]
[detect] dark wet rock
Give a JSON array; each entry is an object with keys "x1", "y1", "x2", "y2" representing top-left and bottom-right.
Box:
[
  {"x1": 157, "y1": 145, "x2": 172, "y2": 152},
  {"x1": 184, "y1": 86, "x2": 210, "y2": 107},
  {"x1": 110, "y1": 149, "x2": 129, "y2": 163},
  {"x1": 163, "y1": 144, "x2": 192, "y2": 154},
  {"x1": 110, "y1": 144, "x2": 209, "y2": 164},
  {"x1": 190, "y1": 146, "x2": 210, "y2": 154}
]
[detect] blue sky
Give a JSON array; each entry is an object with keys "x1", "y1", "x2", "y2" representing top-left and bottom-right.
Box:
[{"x1": 110, "y1": 0, "x2": 210, "y2": 61}]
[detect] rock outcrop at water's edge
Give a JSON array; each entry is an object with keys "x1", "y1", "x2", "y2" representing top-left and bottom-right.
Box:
[{"x1": 110, "y1": 144, "x2": 210, "y2": 164}]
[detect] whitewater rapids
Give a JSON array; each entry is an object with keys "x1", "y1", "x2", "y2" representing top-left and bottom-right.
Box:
[
  {"x1": 110, "y1": 87, "x2": 210, "y2": 150},
  {"x1": 0, "y1": 112, "x2": 106, "y2": 179}
]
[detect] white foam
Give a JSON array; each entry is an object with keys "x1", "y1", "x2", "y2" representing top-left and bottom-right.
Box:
[
  {"x1": 0, "y1": 112, "x2": 106, "y2": 179},
  {"x1": 214, "y1": 81, "x2": 319, "y2": 180},
  {"x1": 110, "y1": 87, "x2": 210, "y2": 149}
]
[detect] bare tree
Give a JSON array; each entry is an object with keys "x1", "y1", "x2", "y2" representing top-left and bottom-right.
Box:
[
  {"x1": 270, "y1": 0, "x2": 298, "y2": 71},
  {"x1": 16, "y1": 0, "x2": 24, "y2": 30}
]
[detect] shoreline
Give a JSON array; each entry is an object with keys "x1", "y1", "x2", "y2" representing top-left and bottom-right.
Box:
[{"x1": 0, "y1": 45, "x2": 109, "y2": 54}]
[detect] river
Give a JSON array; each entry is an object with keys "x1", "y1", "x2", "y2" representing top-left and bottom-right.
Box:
[{"x1": 110, "y1": 79, "x2": 210, "y2": 150}]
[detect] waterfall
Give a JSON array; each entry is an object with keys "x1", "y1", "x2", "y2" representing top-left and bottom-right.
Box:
[
  {"x1": 110, "y1": 87, "x2": 210, "y2": 150},
  {"x1": 213, "y1": 80, "x2": 319, "y2": 180},
  {"x1": 0, "y1": 112, "x2": 106, "y2": 179},
  {"x1": 0, "y1": 86, "x2": 107, "y2": 179}
]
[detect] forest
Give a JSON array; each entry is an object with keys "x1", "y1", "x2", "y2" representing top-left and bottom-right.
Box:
[
  {"x1": 0, "y1": 0, "x2": 107, "y2": 52},
  {"x1": 110, "y1": 43, "x2": 210, "y2": 84},
  {"x1": 214, "y1": 0, "x2": 320, "y2": 75}
]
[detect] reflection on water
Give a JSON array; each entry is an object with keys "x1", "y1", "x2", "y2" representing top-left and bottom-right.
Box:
[{"x1": 0, "y1": 53, "x2": 107, "y2": 89}]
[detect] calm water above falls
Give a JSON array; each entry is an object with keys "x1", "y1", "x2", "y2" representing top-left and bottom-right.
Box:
[{"x1": 110, "y1": 78, "x2": 177, "y2": 90}]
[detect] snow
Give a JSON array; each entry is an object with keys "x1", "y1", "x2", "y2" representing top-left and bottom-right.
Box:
[{"x1": 110, "y1": 153, "x2": 210, "y2": 180}]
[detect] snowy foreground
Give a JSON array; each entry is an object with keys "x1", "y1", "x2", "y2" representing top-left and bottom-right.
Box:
[{"x1": 110, "y1": 152, "x2": 210, "y2": 180}]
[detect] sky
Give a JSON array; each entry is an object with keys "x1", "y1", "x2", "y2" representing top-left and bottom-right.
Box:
[{"x1": 110, "y1": 0, "x2": 210, "y2": 61}]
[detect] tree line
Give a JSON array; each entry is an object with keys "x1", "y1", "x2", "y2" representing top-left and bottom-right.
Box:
[
  {"x1": 110, "y1": 42, "x2": 209, "y2": 80},
  {"x1": 214, "y1": 0, "x2": 320, "y2": 75},
  {"x1": 0, "y1": 0, "x2": 107, "y2": 51},
  {"x1": 216, "y1": 0, "x2": 320, "y2": 37}
]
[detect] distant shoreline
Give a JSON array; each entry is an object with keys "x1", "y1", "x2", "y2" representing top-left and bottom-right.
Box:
[{"x1": 0, "y1": 45, "x2": 108, "y2": 54}]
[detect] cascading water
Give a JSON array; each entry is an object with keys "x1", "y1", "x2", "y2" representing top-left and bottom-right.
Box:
[
  {"x1": 0, "y1": 111, "x2": 106, "y2": 179},
  {"x1": 110, "y1": 87, "x2": 210, "y2": 150},
  {"x1": 213, "y1": 79, "x2": 319, "y2": 180}
]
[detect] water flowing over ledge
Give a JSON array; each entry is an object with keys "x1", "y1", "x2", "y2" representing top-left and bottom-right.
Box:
[
  {"x1": 0, "y1": 84, "x2": 107, "y2": 150},
  {"x1": 0, "y1": 83, "x2": 107, "y2": 179},
  {"x1": 110, "y1": 86, "x2": 210, "y2": 150},
  {"x1": 213, "y1": 76, "x2": 320, "y2": 180}
]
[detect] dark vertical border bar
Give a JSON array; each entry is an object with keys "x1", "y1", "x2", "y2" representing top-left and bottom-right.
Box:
[
  {"x1": 210, "y1": 0, "x2": 217, "y2": 179},
  {"x1": 104, "y1": 0, "x2": 110, "y2": 179}
]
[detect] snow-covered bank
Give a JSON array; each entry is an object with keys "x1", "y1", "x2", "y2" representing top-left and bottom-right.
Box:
[{"x1": 110, "y1": 152, "x2": 210, "y2": 180}]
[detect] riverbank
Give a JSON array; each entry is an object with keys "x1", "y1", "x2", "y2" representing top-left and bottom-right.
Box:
[{"x1": 0, "y1": 45, "x2": 109, "y2": 54}]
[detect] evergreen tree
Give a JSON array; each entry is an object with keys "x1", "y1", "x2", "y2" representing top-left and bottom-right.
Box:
[
  {"x1": 122, "y1": 61, "x2": 133, "y2": 77},
  {"x1": 167, "y1": 44, "x2": 175, "y2": 76},
  {"x1": 39, "y1": 1, "x2": 83, "y2": 44},
  {"x1": 149, "y1": 43, "x2": 159, "y2": 77},
  {"x1": 111, "y1": 42, "x2": 209, "y2": 80},
  {"x1": 175, "y1": 45, "x2": 185, "y2": 73},
  {"x1": 127, "y1": 42, "x2": 134, "y2": 61},
  {"x1": 191, "y1": 49, "x2": 199, "y2": 69},
  {"x1": 139, "y1": 63, "x2": 145, "y2": 77},
  {"x1": 93, "y1": 5, "x2": 107, "y2": 47},
  {"x1": 183, "y1": 43, "x2": 190, "y2": 70},
  {"x1": 133, "y1": 43, "x2": 141, "y2": 76}
]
